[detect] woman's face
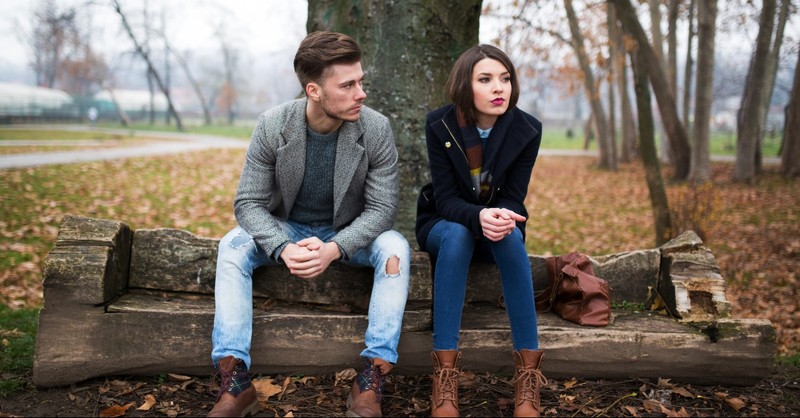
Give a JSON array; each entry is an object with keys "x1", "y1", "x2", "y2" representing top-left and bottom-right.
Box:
[{"x1": 471, "y1": 58, "x2": 512, "y2": 129}]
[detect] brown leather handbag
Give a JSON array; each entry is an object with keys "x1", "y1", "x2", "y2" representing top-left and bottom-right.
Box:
[{"x1": 539, "y1": 252, "x2": 611, "y2": 327}]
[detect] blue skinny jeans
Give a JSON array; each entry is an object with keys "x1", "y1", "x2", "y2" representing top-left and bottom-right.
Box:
[
  {"x1": 211, "y1": 221, "x2": 410, "y2": 369},
  {"x1": 426, "y1": 219, "x2": 539, "y2": 351}
]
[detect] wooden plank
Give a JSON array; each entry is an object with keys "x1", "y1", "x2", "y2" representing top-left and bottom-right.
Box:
[{"x1": 34, "y1": 297, "x2": 775, "y2": 387}]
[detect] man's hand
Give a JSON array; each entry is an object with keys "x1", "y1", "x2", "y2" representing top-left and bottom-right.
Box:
[
  {"x1": 479, "y1": 207, "x2": 526, "y2": 242},
  {"x1": 279, "y1": 237, "x2": 341, "y2": 280}
]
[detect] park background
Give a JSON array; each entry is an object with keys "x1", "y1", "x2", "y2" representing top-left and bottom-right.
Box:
[{"x1": 1, "y1": 0, "x2": 799, "y2": 416}]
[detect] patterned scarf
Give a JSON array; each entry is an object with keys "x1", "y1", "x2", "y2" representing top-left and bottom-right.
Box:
[{"x1": 457, "y1": 108, "x2": 493, "y2": 202}]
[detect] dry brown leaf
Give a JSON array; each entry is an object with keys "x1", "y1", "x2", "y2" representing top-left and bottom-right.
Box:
[
  {"x1": 623, "y1": 405, "x2": 640, "y2": 416},
  {"x1": 563, "y1": 378, "x2": 578, "y2": 389},
  {"x1": 672, "y1": 386, "x2": 695, "y2": 398},
  {"x1": 168, "y1": 373, "x2": 192, "y2": 381},
  {"x1": 99, "y1": 402, "x2": 134, "y2": 417},
  {"x1": 335, "y1": 368, "x2": 357, "y2": 387},
  {"x1": 136, "y1": 394, "x2": 157, "y2": 411},
  {"x1": 725, "y1": 397, "x2": 746, "y2": 411},
  {"x1": 642, "y1": 399, "x2": 662, "y2": 413},
  {"x1": 252, "y1": 377, "x2": 283, "y2": 401}
]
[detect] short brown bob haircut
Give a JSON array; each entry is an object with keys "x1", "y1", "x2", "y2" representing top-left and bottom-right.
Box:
[
  {"x1": 446, "y1": 44, "x2": 519, "y2": 126},
  {"x1": 293, "y1": 31, "x2": 362, "y2": 91}
]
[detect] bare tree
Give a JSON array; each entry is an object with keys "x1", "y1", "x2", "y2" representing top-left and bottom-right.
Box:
[
  {"x1": 629, "y1": 30, "x2": 672, "y2": 246},
  {"x1": 681, "y1": 0, "x2": 695, "y2": 127},
  {"x1": 688, "y1": 0, "x2": 717, "y2": 183},
  {"x1": 781, "y1": 43, "x2": 800, "y2": 177},
  {"x1": 307, "y1": 0, "x2": 480, "y2": 240},
  {"x1": 758, "y1": 0, "x2": 792, "y2": 151},
  {"x1": 214, "y1": 26, "x2": 239, "y2": 125},
  {"x1": 734, "y1": 0, "x2": 777, "y2": 182},
  {"x1": 111, "y1": 0, "x2": 184, "y2": 131},
  {"x1": 667, "y1": 0, "x2": 680, "y2": 98},
  {"x1": 608, "y1": 2, "x2": 638, "y2": 162},
  {"x1": 168, "y1": 47, "x2": 213, "y2": 126},
  {"x1": 613, "y1": 0, "x2": 692, "y2": 180},
  {"x1": 25, "y1": 0, "x2": 80, "y2": 88},
  {"x1": 565, "y1": 0, "x2": 615, "y2": 170}
]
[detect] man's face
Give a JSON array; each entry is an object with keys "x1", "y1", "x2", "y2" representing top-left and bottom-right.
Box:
[{"x1": 317, "y1": 62, "x2": 367, "y2": 122}]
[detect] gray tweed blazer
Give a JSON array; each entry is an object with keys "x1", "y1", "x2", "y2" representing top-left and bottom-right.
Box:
[{"x1": 234, "y1": 98, "x2": 399, "y2": 259}]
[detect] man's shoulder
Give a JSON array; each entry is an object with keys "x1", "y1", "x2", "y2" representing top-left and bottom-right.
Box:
[{"x1": 358, "y1": 104, "x2": 390, "y2": 127}]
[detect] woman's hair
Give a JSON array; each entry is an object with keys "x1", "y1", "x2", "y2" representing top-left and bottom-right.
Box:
[
  {"x1": 446, "y1": 44, "x2": 519, "y2": 126},
  {"x1": 293, "y1": 31, "x2": 362, "y2": 90}
]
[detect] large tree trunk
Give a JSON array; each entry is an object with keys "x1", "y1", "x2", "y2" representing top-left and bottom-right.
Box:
[
  {"x1": 112, "y1": 0, "x2": 183, "y2": 131},
  {"x1": 629, "y1": 36, "x2": 672, "y2": 246},
  {"x1": 681, "y1": 0, "x2": 695, "y2": 128},
  {"x1": 758, "y1": 0, "x2": 790, "y2": 154},
  {"x1": 307, "y1": 0, "x2": 481, "y2": 242},
  {"x1": 688, "y1": 0, "x2": 717, "y2": 183},
  {"x1": 734, "y1": 0, "x2": 776, "y2": 182},
  {"x1": 781, "y1": 43, "x2": 800, "y2": 178},
  {"x1": 565, "y1": 0, "x2": 615, "y2": 170},
  {"x1": 608, "y1": 2, "x2": 637, "y2": 162},
  {"x1": 613, "y1": 0, "x2": 691, "y2": 181}
]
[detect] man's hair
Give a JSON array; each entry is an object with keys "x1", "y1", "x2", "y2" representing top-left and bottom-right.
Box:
[
  {"x1": 446, "y1": 44, "x2": 519, "y2": 126},
  {"x1": 293, "y1": 31, "x2": 362, "y2": 91}
]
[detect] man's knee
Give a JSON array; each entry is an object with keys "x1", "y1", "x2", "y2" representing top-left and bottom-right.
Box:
[{"x1": 385, "y1": 256, "x2": 400, "y2": 275}]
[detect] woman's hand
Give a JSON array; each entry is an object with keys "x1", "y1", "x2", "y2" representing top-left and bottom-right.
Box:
[{"x1": 479, "y1": 207, "x2": 526, "y2": 242}]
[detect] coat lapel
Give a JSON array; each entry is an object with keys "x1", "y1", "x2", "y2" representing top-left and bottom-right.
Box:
[
  {"x1": 332, "y1": 119, "x2": 364, "y2": 216},
  {"x1": 276, "y1": 100, "x2": 308, "y2": 215}
]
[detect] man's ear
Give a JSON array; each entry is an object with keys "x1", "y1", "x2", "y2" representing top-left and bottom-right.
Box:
[{"x1": 306, "y1": 82, "x2": 321, "y2": 102}]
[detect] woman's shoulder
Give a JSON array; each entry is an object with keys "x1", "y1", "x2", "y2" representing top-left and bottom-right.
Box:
[
  {"x1": 511, "y1": 107, "x2": 542, "y2": 132},
  {"x1": 425, "y1": 104, "x2": 455, "y2": 124}
]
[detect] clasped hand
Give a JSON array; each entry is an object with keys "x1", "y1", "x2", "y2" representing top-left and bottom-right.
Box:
[
  {"x1": 279, "y1": 237, "x2": 341, "y2": 280},
  {"x1": 479, "y1": 207, "x2": 526, "y2": 242}
]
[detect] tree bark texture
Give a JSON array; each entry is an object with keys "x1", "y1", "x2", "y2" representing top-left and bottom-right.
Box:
[
  {"x1": 629, "y1": 32, "x2": 672, "y2": 246},
  {"x1": 667, "y1": 0, "x2": 679, "y2": 98},
  {"x1": 681, "y1": 0, "x2": 695, "y2": 129},
  {"x1": 613, "y1": 0, "x2": 691, "y2": 181},
  {"x1": 781, "y1": 43, "x2": 800, "y2": 178},
  {"x1": 306, "y1": 0, "x2": 481, "y2": 242},
  {"x1": 758, "y1": 0, "x2": 791, "y2": 149},
  {"x1": 689, "y1": 0, "x2": 717, "y2": 183},
  {"x1": 608, "y1": 2, "x2": 638, "y2": 162},
  {"x1": 734, "y1": 0, "x2": 776, "y2": 182},
  {"x1": 565, "y1": 0, "x2": 615, "y2": 170}
]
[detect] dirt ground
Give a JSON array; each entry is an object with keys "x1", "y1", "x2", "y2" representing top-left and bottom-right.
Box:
[{"x1": 2, "y1": 363, "x2": 798, "y2": 417}]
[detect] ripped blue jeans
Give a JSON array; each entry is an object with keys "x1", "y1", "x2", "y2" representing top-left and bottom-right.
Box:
[{"x1": 211, "y1": 221, "x2": 410, "y2": 369}]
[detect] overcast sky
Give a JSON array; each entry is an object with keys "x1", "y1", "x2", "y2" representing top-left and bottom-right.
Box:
[{"x1": 0, "y1": 0, "x2": 309, "y2": 85}]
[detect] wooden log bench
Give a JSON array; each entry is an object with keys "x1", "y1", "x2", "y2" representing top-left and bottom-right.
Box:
[{"x1": 33, "y1": 215, "x2": 776, "y2": 388}]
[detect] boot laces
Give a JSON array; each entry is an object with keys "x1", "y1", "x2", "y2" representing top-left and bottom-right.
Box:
[
  {"x1": 356, "y1": 362, "x2": 385, "y2": 401},
  {"x1": 514, "y1": 367, "x2": 547, "y2": 406},
  {"x1": 213, "y1": 361, "x2": 251, "y2": 401},
  {"x1": 435, "y1": 367, "x2": 459, "y2": 404}
]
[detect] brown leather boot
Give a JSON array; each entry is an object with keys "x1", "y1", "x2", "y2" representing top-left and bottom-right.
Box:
[
  {"x1": 346, "y1": 358, "x2": 392, "y2": 417},
  {"x1": 207, "y1": 356, "x2": 259, "y2": 417},
  {"x1": 431, "y1": 350, "x2": 461, "y2": 417},
  {"x1": 512, "y1": 350, "x2": 547, "y2": 417}
]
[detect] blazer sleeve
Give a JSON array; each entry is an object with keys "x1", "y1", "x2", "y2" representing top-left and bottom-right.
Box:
[{"x1": 234, "y1": 112, "x2": 292, "y2": 259}]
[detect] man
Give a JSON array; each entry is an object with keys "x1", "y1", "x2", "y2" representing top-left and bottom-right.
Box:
[{"x1": 208, "y1": 31, "x2": 410, "y2": 417}]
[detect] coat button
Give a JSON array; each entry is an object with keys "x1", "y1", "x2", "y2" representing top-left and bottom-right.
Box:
[{"x1": 445, "y1": 141, "x2": 451, "y2": 148}]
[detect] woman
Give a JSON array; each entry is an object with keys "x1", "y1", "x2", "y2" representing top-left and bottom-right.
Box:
[{"x1": 416, "y1": 44, "x2": 546, "y2": 417}]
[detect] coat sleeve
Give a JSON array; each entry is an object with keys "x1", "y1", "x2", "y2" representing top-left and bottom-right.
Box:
[{"x1": 233, "y1": 112, "x2": 292, "y2": 259}]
